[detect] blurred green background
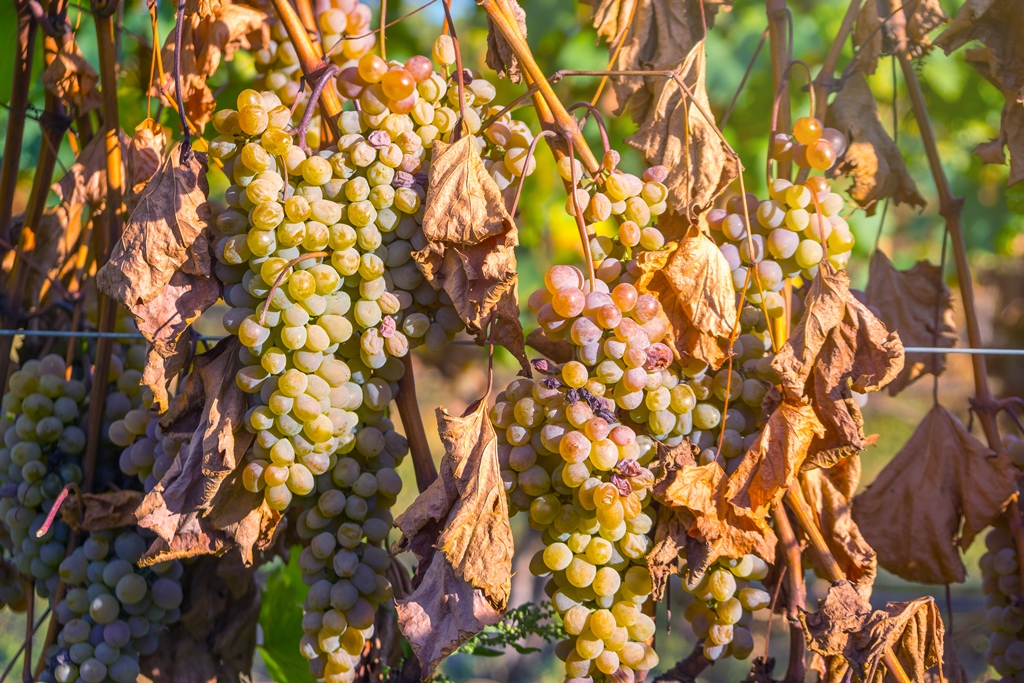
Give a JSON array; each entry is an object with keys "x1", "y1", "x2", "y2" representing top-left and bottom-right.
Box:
[{"x1": 0, "y1": 0, "x2": 1020, "y2": 680}]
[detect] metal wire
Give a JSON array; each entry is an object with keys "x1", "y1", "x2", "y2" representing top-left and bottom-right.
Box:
[{"x1": 1, "y1": 329, "x2": 1021, "y2": 355}]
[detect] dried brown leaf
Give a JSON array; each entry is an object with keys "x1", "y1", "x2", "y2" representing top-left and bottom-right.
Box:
[
  {"x1": 413, "y1": 136, "x2": 528, "y2": 374},
  {"x1": 935, "y1": 0, "x2": 1024, "y2": 184},
  {"x1": 852, "y1": 0, "x2": 883, "y2": 75},
  {"x1": 866, "y1": 250, "x2": 956, "y2": 395},
  {"x1": 394, "y1": 398, "x2": 514, "y2": 676},
  {"x1": 52, "y1": 130, "x2": 127, "y2": 212},
  {"x1": 98, "y1": 143, "x2": 217, "y2": 412},
  {"x1": 637, "y1": 221, "x2": 737, "y2": 369},
  {"x1": 800, "y1": 581, "x2": 945, "y2": 683},
  {"x1": 136, "y1": 338, "x2": 280, "y2": 566},
  {"x1": 41, "y1": 40, "x2": 101, "y2": 115},
  {"x1": 21, "y1": 207, "x2": 79, "y2": 310},
  {"x1": 853, "y1": 0, "x2": 950, "y2": 74},
  {"x1": 852, "y1": 404, "x2": 1016, "y2": 584},
  {"x1": 160, "y1": 1, "x2": 266, "y2": 130},
  {"x1": 485, "y1": 0, "x2": 526, "y2": 83},
  {"x1": 141, "y1": 552, "x2": 260, "y2": 683},
  {"x1": 60, "y1": 490, "x2": 144, "y2": 532},
  {"x1": 652, "y1": 442, "x2": 776, "y2": 595},
  {"x1": 127, "y1": 118, "x2": 168, "y2": 213},
  {"x1": 799, "y1": 470, "x2": 877, "y2": 601},
  {"x1": 624, "y1": 41, "x2": 739, "y2": 217},
  {"x1": 826, "y1": 72, "x2": 926, "y2": 214}
]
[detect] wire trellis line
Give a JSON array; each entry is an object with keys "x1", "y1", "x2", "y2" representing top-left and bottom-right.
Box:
[{"x1": 1, "y1": 329, "x2": 1023, "y2": 356}]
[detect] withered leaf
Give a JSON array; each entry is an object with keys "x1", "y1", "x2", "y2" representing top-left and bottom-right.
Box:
[
  {"x1": 772, "y1": 262, "x2": 903, "y2": 464},
  {"x1": 485, "y1": 0, "x2": 526, "y2": 83},
  {"x1": 637, "y1": 221, "x2": 737, "y2": 369},
  {"x1": 41, "y1": 40, "x2": 101, "y2": 115},
  {"x1": 652, "y1": 442, "x2": 776, "y2": 595},
  {"x1": 60, "y1": 490, "x2": 144, "y2": 532},
  {"x1": 141, "y1": 552, "x2": 261, "y2": 683},
  {"x1": 800, "y1": 581, "x2": 945, "y2": 683},
  {"x1": 413, "y1": 136, "x2": 528, "y2": 375},
  {"x1": 127, "y1": 118, "x2": 168, "y2": 214},
  {"x1": 624, "y1": 41, "x2": 739, "y2": 217},
  {"x1": 852, "y1": 0, "x2": 883, "y2": 76},
  {"x1": 98, "y1": 143, "x2": 217, "y2": 412},
  {"x1": 52, "y1": 130, "x2": 127, "y2": 212},
  {"x1": 394, "y1": 398, "x2": 514, "y2": 677},
  {"x1": 20, "y1": 207, "x2": 80, "y2": 311},
  {"x1": 136, "y1": 338, "x2": 280, "y2": 566},
  {"x1": 866, "y1": 250, "x2": 957, "y2": 396},
  {"x1": 935, "y1": 0, "x2": 1024, "y2": 185},
  {"x1": 160, "y1": 1, "x2": 266, "y2": 130},
  {"x1": 853, "y1": 0, "x2": 950, "y2": 74},
  {"x1": 852, "y1": 404, "x2": 1016, "y2": 584},
  {"x1": 798, "y1": 470, "x2": 877, "y2": 601},
  {"x1": 826, "y1": 72, "x2": 926, "y2": 214}
]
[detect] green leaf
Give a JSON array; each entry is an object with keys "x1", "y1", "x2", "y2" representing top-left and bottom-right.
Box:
[
  {"x1": 258, "y1": 548, "x2": 311, "y2": 683},
  {"x1": 1008, "y1": 182, "x2": 1024, "y2": 215}
]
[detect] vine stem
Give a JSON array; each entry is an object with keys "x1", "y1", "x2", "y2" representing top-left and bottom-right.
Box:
[
  {"x1": 396, "y1": 354, "x2": 437, "y2": 493},
  {"x1": 478, "y1": 0, "x2": 601, "y2": 174},
  {"x1": 0, "y1": 2, "x2": 36, "y2": 257},
  {"x1": 654, "y1": 641, "x2": 712, "y2": 682},
  {"x1": 766, "y1": 0, "x2": 792, "y2": 179},
  {"x1": 270, "y1": 0, "x2": 342, "y2": 139},
  {"x1": 773, "y1": 500, "x2": 806, "y2": 683},
  {"x1": 82, "y1": 0, "x2": 125, "y2": 495},
  {"x1": 811, "y1": 0, "x2": 861, "y2": 123}
]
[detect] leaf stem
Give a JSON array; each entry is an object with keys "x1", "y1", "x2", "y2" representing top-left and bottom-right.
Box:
[
  {"x1": 396, "y1": 354, "x2": 437, "y2": 492},
  {"x1": 773, "y1": 500, "x2": 806, "y2": 683},
  {"x1": 785, "y1": 482, "x2": 845, "y2": 582},
  {"x1": 172, "y1": 0, "x2": 192, "y2": 161}
]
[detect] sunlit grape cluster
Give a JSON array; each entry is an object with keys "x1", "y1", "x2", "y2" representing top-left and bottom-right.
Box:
[
  {"x1": 679, "y1": 555, "x2": 771, "y2": 661},
  {"x1": 709, "y1": 116, "x2": 854, "y2": 316},
  {"x1": 290, "y1": 411, "x2": 407, "y2": 683},
  {"x1": 38, "y1": 529, "x2": 183, "y2": 683},
  {"x1": 0, "y1": 355, "x2": 88, "y2": 599},
  {"x1": 252, "y1": 0, "x2": 377, "y2": 147},
  {"x1": 981, "y1": 435, "x2": 1024, "y2": 683}
]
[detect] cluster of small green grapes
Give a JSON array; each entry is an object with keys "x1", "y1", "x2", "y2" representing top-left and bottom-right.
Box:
[
  {"x1": 37, "y1": 529, "x2": 183, "y2": 683},
  {"x1": 288, "y1": 412, "x2": 407, "y2": 683},
  {"x1": 709, "y1": 116, "x2": 854, "y2": 315},
  {"x1": 981, "y1": 435, "x2": 1024, "y2": 683},
  {"x1": 679, "y1": 555, "x2": 771, "y2": 661},
  {"x1": 252, "y1": 0, "x2": 377, "y2": 147},
  {"x1": 0, "y1": 354, "x2": 88, "y2": 599},
  {"x1": 115, "y1": 410, "x2": 181, "y2": 493}
]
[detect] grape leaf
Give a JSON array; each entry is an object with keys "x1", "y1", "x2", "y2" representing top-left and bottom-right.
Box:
[
  {"x1": 826, "y1": 72, "x2": 926, "y2": 215},
  {"x1": 636, "y1": 219, "x2": 737, "y2": 369},
  {"x1": 142, "y1": 553, "x2": 262, "y2": 683},
  {"x1": 394, "y1": 397, "x2": 514, "y2": 677},
  {"x1": 159, "y1": 1, "x2": 266, "y2": 130},
  {"x1": 800, "y1": 581, "x2": 945, "y2": 683},
  {"x1": 852, "y1": 0, "x2": 950, "y2": 75},
  {"x1": 136, "y1": 338, "x2": 281, "y2": 566},
  {"x1": 865, "y1": 250, "x2": 957, "y2": 396},
  {"x1": 41, "y1": 40, "x2": 101, "y2": 116},
  {"x1": 935, "y1": 0, "x2": 1024, "y2": 185},
  {"x1": 59, "y1": 490, "x2": 144, "y2": 532},
  {"x1": 97, "y1": 142, "x2": 219, "y2": 412},
  {"x1": 485, "y1": 0, "x2": 526, "y2": 83},
  {"x1": 852, "y1": 404, "x2": 1016, "y2": 584},
  {"x1": 126, "y1": 118, "x2": 167, "y2": 215},
  {"x1": 413, "y1": 135, "x2": 529, "y2": 375},
  {"x1": 257, "y1": 551, "x2": 310, "y2": 683}
]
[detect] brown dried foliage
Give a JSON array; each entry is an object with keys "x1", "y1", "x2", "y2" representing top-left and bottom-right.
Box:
[
  {"x1": 394, "y1": 398, "x2": 514, "y2": 677},
  {"x1": 800, "y1": 581, "x2": 945, "y2": 683},
  {"x1": 852, "y1": 0, "x2": 950, "y2": 75},
  {"x1": 826, "y1": 73, "x2": 926, "y2": 214},
  {"x1": 60, "y1": 490, "x2": 145, "y2": 532},
  {"x1": 853, "y1": 404, "x2": 1016, "y2": 584},
  {"x1": 97, "y1": 143, "x2": 219, "y2": 413},
  {"x1": 866, "y1": 250, "x2": 956, "y2": 395},
  {"x1": 636, "y1": 219, "x2": 737, "y2": 369},
  {"x1": 136, "y1": 338, "x2": 281, "y2": 566},
  {"x1": 41, "y1": 40, "x2": 101, "y2": 116},
  {"x1": 413, "y1": 136, "x2": 529, "y2": 374},
  {"x1": 935, "y1": 0, "x2": 1024, "y2": 185},
  {"x1": 485, "y1": 0, "x2": 526, "y2": 83}
]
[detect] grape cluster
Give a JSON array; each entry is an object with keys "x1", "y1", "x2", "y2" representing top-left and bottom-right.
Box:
[
  {"x1": 252, "y1": 0, "x2": 378, "y2": 147},
  {"x1": 38, "y1": 529, "x2": 183, "y2": 683},
  {"x1": 679, "y1": 556, "x2": 771, "y2": 661},
  {"x1": 0, "y1": 556, "x2": 27, "y2": 612},
  {"x1": 981, "y1": 435, "x2": 1024, "y2": 683},
  {"x1": 709, "y1": 116, "x2": 854, "y2": 315},
  {"x1": 0, "y1": 354, "x2": 88, "y2": 599},
  {"x1": 290, "y1": 412, "x2": 407, "y2": 683},
  {"x1": 115, "y1": 411, "x2": 181, "y2": 493}
]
